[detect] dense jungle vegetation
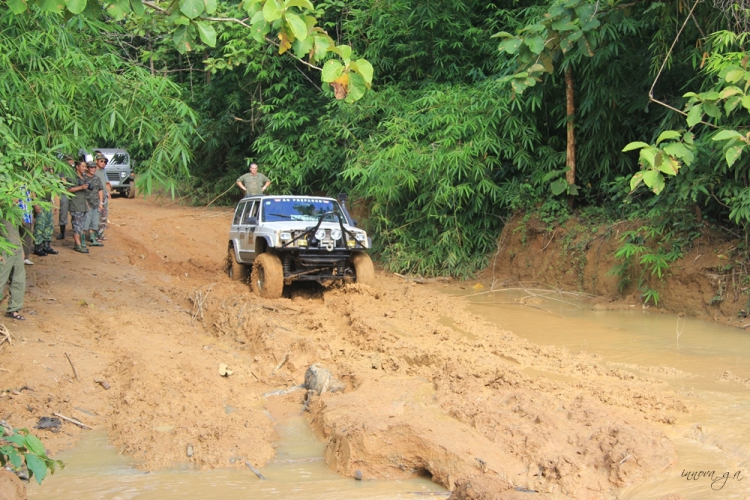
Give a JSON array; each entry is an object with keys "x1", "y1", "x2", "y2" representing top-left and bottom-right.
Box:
[{"x1": 1, "y1": 0, "x2": 749, "y2": 279}]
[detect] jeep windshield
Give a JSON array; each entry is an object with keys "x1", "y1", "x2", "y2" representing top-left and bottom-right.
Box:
[
  {"x1": 107, "y1": 153, "x2": 129, "y2": 165},
  {"x1": 262, "y1": 198, "x2": 342, "y2": 223}
]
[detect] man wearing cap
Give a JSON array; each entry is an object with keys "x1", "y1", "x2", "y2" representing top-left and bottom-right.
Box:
[
  {"x1": 82, "y1": 162, "x2": 104, "y2": 248},
  {"x1": 93, "y1": 153, "x2": 111, "y2": 242},
  {"x1": 67, "y1": 161, "x2": 91, "y2": 253},
  {"x1": 57, "y1": 154, "x2": 75, "y2": 240},
  {"x1": 236, "y1": 163, "x2": 271, "y2": 195}
]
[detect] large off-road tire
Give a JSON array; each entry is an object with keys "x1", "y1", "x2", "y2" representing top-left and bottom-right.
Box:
[
  {"x1": 351, "y1": 252, "x2": 375, "y2": 286},
  {"x1": 127, "y1": 182, "x2": 136, "y2": 199},
  {"x1": 226, "y1": 245, "x2": 248, "y2": 282},
  {"x1": 251, "y1": 253, "x2": 284, "y2": 299}
]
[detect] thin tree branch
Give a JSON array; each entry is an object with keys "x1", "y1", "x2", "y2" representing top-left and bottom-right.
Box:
[{"x1": 647, "y1": 0, "x2": 718, "y2": 128}]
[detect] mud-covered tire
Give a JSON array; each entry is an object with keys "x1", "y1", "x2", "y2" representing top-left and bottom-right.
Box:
[
  {"x1": 226, "y1": 245, "x2": 248, "y2": 282},
  {"x1": 351, "y1": 252, "x2": 375, "y2": 286},
  {"x1": 251, "y1": 253, "x2": 284, "y2": 299},
  {"x1": 127, "y1": 183, "x2": 136, "y2": 199}
]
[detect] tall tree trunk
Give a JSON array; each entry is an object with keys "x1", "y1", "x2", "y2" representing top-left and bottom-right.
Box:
[{"x1": 565, "y1": 65, "x2": 576, "y2": 210}]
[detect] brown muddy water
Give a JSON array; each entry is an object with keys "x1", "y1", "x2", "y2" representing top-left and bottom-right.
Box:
[
  {"x1": 27, "y1": 416, "x2": 446, "y2": 499},
  {"x1": 462, "y1": 286, "x2": 750, "y2": 499}
]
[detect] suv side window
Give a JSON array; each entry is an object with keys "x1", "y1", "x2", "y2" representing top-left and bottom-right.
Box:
[
  {"x1": 245, "y1": 201, "x2": 259, "y2": 224},
  {"x1": 233, "y1": 202, "x2": 247, "y2": 225}
]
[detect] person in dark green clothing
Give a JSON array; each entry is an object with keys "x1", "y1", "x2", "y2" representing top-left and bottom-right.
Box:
[
  {"x1": 0, "y1": 220, "x2": 27, "y2": 320},
  {"x1": 236, "y1": 163, "x2": 271, "y2": 195},
  {"x1": 67, "y1": 161, "x2": 91, "y2": 253},
  {"x1": 32, "y1": 166, "x2": 59, "y2": 256},
  {"x1": 83, "y1": 163, "x2": 104, "y2": 247}
]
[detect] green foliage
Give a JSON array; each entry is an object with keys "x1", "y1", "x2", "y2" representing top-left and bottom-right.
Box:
[{"x1": 1, "y1": 428, "x2": 64, "y2": 485}]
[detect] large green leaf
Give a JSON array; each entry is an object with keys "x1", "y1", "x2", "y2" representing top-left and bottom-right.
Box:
[
  {"x1": 65, "y1": 0, "x2": 86, "y2": 14},
  {"x1": 284, "y1": 12, "x2": 308, "y2": 41},
  {"x1": 550, "y1": 178, "x2": 568, "y2": 195},
  {"x1": 353, "y1": 58, "x2": 373, "y2": 85},
  {"x1": 622, "y1": 141, "x2": 650, "y2": 152},
  {"x1": 24, "y1": 435, "x2": 46, "y2": 457},
  {"x1": 656, "y1": 130, "x2": 681, "y2": 145},
  {"x1": 130, "y1": 0, "x2": 145, "y2": 16},
  {"x1": 703, "y1": 101, "x2": 721, "y2": 119},
  {"x1": 263, "y1": 0, "x2": 282, "y2": 22},
  {"x1": 498, "y1": 38, "x2": 522, "y2": 54},
  {"x1": 204, "y1": 0, "x2": 217, "y2": 14},
  {"x1": 194, "y1": 21, "x2": 216, "y2": 47},
  {"x1": 712, "y1": 130, "x2": 742, "y2": 141},
  {"x1": 285, "y1": 0, "x2": 315, "y2": 10},
  {"x1": 630, "y1": 172, "x2": 644, "y2": 191},
  {"x1": 345, "y1": 72, "x2": 366, "y2": 103},
  {"x1": 742, "y1": 95, "x2": 750, "y2": 111},
  {"x1": 7, "y1": 0, "x2": 28, "y2": 14},
  {"x1": 292, "y1": 35, "x2": 314, "y2": 58},
  {"x1": 321, "y1": 60, "x2": 343, "y2": 82},
  {"x1": 524, "y1": 35, "x2": 544, "y2": 54},
  {"x1": 179, "y1": 0, "x2": 204, "y2": 18},
  {"x1": 312, "y1": 34, "x2": 331, "y2": 61},
  {"x1": 173, "y1": 25, "x2": 192, "y2": 53},
  {"x1": 575, "y1": 3, "x2": 595, "y2": 21},
  {"x1": 726, "y1": 145, "x2": 745, "y2": 168},
  {"x1": 39, "y1": 0, "x2": 65, "y2": 13},
  {"x1": 726, "y1": 69, "x2": 745, "y2": 84},
  {"x1": 663, "y1": 142, "x2": 693, "y2": 166},
  {"x1": 686, "y1": 104, "x2": 703, "y2": 127},
  {"x1": 25, "y1": 454, "x2": 47, "y2": 485}
]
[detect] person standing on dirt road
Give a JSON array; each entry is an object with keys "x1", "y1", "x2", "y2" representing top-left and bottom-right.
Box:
[
  {"x1": 236, "y1": 163, "x2": 271, "y2": 196},
  {"x1": 57, "y1": 154, "x2": 75, "y2": 240},
  {"x1": 94, "y1": 153, "x2": 111, "y2": 242},
  {"x1": 32, "y1": 166, "x2": 59, "y2": 257},
  {"x1": 0, "y1": 220, "x2": 27, "y2": 321},
  {"x1": 67, "y1": 161, "x2": 91, "y2": 254},
  {"x1": 82, "y1": 163, "x2": 104, "y2": 248}
]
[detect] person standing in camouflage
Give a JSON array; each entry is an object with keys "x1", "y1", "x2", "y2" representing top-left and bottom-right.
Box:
[
  {"x1": 57, "y1": 154, "x2": 75, "y2": 240},
  {"x1": 236, "y1": 163, "x2": 271, "y2": 195},
  {"x1": 0, "y1": 220, "x2": 27, "y2": 321},
  {"x1": 32, "y1": 166, "x2": 59, "y2": 256},
  {"x1": 93, "y1": 153, "x2": 111, "y2": 242},
  {"x1": 83, "y1": 163, "x2": 104, "y2": 248},
  {"x1": 67, "y1": 161, "x2": 91, "y2": 253}
]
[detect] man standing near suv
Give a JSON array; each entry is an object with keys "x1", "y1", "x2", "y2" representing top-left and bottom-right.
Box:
[
  {"x1": 57, "y1": 154, "x2": 75, "y2": 240},
  {"x1": 67, "y1": 161, "x2": 91, "y2": 253},
  {"x1": 83, "y1": 163, "x2": 104, "y2": 248},
  {"x1": 93, "y1": 153, "x2": 111, "y2": 242},
  {"x1": 236, "y1": 163, "x2": 271, "y2": 195}
]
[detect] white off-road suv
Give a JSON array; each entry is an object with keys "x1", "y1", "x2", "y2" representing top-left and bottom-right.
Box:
[{"x1": 227, "y1": 194, "x2": 374, "y2": 298}]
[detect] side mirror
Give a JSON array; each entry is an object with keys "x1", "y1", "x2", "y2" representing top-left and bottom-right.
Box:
[
  {"x1": 246, "y1": 216, "x2": 258, "y2": 225},
  {"x1": 351, "y1": 219, "x2": 358, "y2": 227}
]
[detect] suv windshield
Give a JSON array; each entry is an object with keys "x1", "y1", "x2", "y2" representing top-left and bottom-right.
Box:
[
  {"x1": 262, "y1": 198, "x2": 341, "y2": 223},
  {"x1": 108, "y1": 153, "x2": 129, "y2": 165}
]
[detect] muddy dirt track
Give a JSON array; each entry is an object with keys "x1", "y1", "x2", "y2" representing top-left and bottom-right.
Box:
[{"x1": 0, "y1": 197, "x2": 692, "y2": 499}]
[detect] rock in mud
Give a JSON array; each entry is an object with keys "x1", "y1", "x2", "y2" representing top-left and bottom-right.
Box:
[
  {"x1": 186, "y1": 443, "x2": 194, "y2": 457},
  {"x1": 34, "y1": 416, "x2": 61, "y2": 431},
  {"x1": 0, "y1": 469, "x2": 27, "y2": 500},
  {"x1": 449, "y1": 476, "x2": 548, "y2": 500},
  {"x1": 304, "y1": 363, "x2": 344, "y2": 395}
]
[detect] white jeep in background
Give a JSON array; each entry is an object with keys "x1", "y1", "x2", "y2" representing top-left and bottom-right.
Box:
[{"x1": 227, "y1": 194, "x2": 374, "y2": 298}]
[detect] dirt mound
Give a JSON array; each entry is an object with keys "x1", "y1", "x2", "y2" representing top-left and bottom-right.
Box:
[{"x1": 485, "y1": 213, "x2": 745, "y2": 325}]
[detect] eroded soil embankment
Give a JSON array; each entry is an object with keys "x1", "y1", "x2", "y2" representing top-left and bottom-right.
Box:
[
  {"x1": 486, "y1": 213, "x2": 747, "y2": 325},
  {"x1": 0, "y1": 198, "x2": 688, "y2": 500}
]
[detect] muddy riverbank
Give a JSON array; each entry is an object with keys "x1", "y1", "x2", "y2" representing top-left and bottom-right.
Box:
[{"x1": 0, "y1": 198, "x2": 720, "y2": 499}]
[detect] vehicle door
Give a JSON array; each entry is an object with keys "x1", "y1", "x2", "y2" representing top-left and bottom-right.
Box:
[
  {"x1": 230, "y1": 201, "x2": 248, "y2": 261},
  {"x1": 241, "y1": 200, "x2": 260, "y2": 260},
  {"x1": 237, "y1": 200, "x2": 258, "y2": 261}
]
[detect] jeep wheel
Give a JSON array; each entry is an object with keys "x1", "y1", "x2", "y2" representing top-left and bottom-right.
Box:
[
  {"x1": 127, "y1": 183, "x2": 136, "y2": 199},
  {"x1": 351, "y1": 252, "x2": 375, "y2": 286},
  {"x1": 251, "y1": 253, "x2": 284, "y2": 299},
  {"x1": 227, "y1": 245, "x2": 248, "y2": 281}
]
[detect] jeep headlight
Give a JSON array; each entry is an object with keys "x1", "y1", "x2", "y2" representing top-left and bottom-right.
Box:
[
  {"x1": 279, "y1": 232, "x2": 292, "y2": 241},
  {"x1": 330, "y1": 229, "x2": 342, "y2": 240},
  {"x1": 314, "y1": 229, "x2": 327, "y2": 240},
  {"x1": 355, "y1": 233, "x2": 367, "y2": 242},
  {"x1": 120, "y1": 171, "x2": 127, "y2": 178}
]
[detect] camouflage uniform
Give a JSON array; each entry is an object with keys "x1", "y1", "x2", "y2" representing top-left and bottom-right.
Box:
[
  {"x1": 68, "y1": 175, "x2": 89, "y2": 236},
  {"x1": 83, "y1": 172, "x2": 104, "y2": 232},
  {"x1": 33, "y1": 208, "x2": 54, "y2": 245}
]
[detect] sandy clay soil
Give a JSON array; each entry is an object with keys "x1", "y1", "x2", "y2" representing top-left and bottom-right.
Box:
[{"x1": 0, "y1": 197, "x2": 692, "y2": 499}]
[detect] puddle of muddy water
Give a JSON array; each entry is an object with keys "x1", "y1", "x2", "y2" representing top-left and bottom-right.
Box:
[
  {"x1": 28, "y1": 417, "x2": 446, "y2": 500},
  {"x1": 461, "y1": 287, "x2": 750, "y2": 500}
]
